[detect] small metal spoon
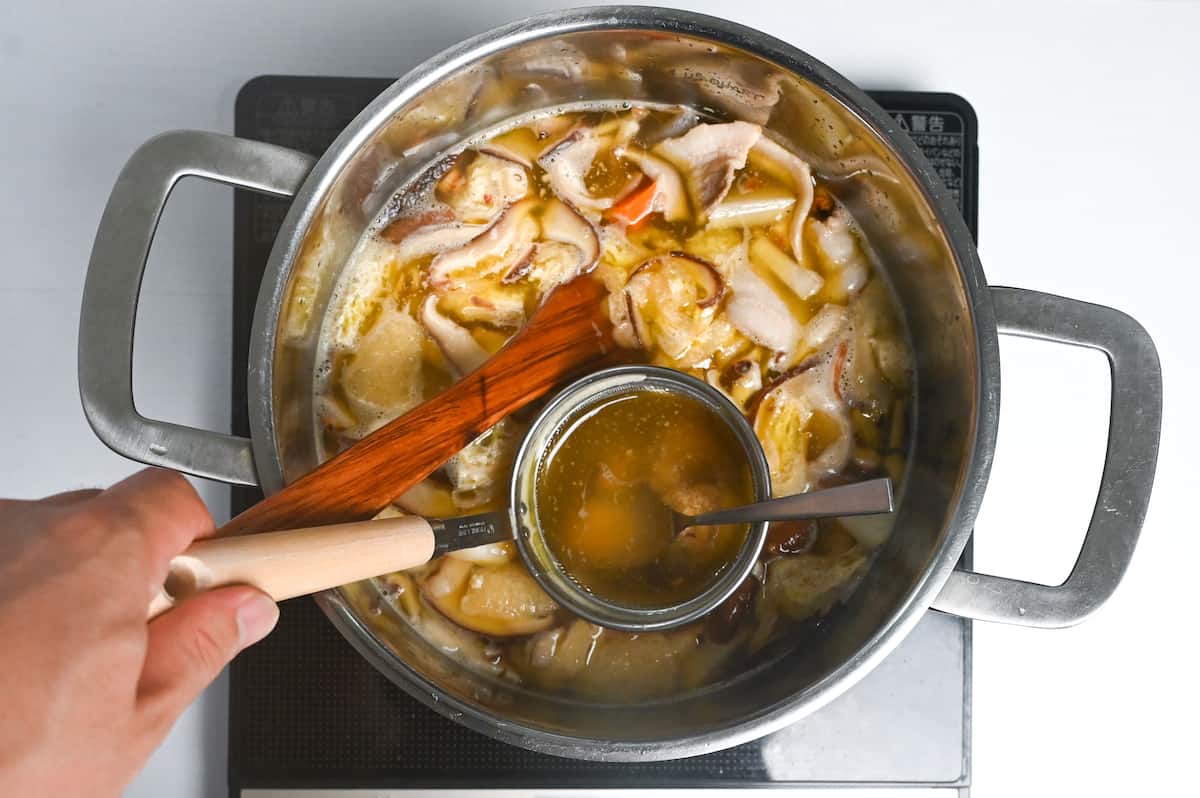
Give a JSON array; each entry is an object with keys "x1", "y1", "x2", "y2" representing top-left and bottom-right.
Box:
[{"x1": 672, "y1": 477, "x2": 894, "y2": 537}]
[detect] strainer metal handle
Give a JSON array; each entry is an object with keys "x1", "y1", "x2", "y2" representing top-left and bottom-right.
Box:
[
  {"x1": 78, "y1": 131, "x2": 315, "y2": 486},
  {"x1": 931, "y1": 287, "x2": 1161, "y2": 628}
]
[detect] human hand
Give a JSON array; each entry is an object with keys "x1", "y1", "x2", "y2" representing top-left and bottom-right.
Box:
[{"x1": 0, "y1": 468, "x2": 278, "y2": 796}]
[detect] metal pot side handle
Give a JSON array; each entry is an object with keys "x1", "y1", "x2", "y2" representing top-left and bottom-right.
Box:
[
  {"x1": 932, "y1": 287, "x2": 1162, "y2": 628},
  {"x1": 78, "y1": 131, "x2": 316, "y2": 486}
]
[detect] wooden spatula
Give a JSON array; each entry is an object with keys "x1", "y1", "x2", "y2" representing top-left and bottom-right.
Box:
[{"x1": 220, "y1": 276, "x2": 613, "y2": 537}]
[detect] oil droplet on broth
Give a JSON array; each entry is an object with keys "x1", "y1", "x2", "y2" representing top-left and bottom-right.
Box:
[{"x1": 534, "y1": 388, "x2": 754, "y2": 608}]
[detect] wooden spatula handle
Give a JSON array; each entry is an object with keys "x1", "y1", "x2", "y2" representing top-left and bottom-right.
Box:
[
  {"x1": 148, "y1": 515, "x2": 435, "y2": 619},
  {"x1": 219, "y1": 276, "x2": 612, "y2": 538}
]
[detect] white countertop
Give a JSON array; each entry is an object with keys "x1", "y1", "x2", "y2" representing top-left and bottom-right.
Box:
[{"x1": 1, "y1": 1, "x2": 1195, "y2": 796}]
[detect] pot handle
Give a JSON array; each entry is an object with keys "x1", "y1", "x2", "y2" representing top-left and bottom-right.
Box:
[
  {"x1": 930, "y1": 287, "x2": 1161, "y2": 627},
  {"x1": 78, "y1": 131, "x2": 316, "y2": 486}
]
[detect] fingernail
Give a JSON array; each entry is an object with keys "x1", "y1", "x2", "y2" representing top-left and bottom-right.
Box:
[{"x1": 235, "y1": 592, "x2": 279, "y2": 649}]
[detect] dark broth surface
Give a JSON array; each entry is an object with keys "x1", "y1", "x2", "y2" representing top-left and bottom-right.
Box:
[{"x1": 536, "y1": 389, "x2": 754, "y2": 608}]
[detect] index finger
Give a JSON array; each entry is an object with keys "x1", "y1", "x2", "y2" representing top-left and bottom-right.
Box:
[{"x1": 91, "y1": 468, "x2": 216, "y2": 582}]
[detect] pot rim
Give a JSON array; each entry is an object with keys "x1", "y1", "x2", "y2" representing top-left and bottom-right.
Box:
[{"x1": 247, "y1": 4, "x2": 1000, "y2": 761}]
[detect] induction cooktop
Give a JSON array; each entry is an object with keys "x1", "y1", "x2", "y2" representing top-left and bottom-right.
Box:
[{"x1": 229, "y1": 75, "x2": 978, "y2": 797}]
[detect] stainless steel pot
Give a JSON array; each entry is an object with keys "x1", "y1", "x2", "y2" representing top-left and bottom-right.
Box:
[{"x1": 78, "y1": 6, "x2": 1162, "y2": 761}]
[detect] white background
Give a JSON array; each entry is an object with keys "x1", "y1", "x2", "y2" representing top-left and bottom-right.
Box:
[{"x1": 1, "y1": 1, "x2": 1196, "y2": 796}]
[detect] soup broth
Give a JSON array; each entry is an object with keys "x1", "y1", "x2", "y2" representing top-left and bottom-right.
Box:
[
  {"x1": 536, "y1": 388, "x2": 754, "y2": 608},
  {"x1": 316, "y1": 101, "x2": 914, "y2": 701}
]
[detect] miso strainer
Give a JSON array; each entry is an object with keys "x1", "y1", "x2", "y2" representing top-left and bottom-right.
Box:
[
  {"x1": 152, "y1": 364, "x2": 891, "y2": 630},
  {"x1": 511, "y1": 365, "x2": 775, "y2": 632}
]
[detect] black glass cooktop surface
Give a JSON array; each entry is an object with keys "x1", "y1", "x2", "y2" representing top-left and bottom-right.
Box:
[{"x1": 229, "y1": 75, "x2": 978, "y2": 796}]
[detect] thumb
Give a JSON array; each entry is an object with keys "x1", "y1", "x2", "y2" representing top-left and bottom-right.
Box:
[{"x1": 137, "y1": 586, "x2": 278, "y2": 734}]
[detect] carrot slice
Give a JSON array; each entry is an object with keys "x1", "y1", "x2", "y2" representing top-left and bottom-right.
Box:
[
  {"x1": 606, "y1": 178, "x2": 659, "y2": 226},
  {"x1": 832, "y1": 340, "x2": 849, "y2": 400}
]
